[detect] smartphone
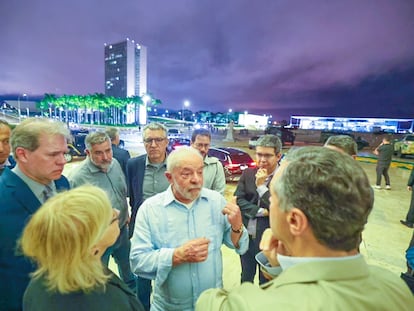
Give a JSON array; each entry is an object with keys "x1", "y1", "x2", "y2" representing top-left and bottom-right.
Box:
[{"x1": 255, "y1": 251, "x2": 283, "y2": 277}]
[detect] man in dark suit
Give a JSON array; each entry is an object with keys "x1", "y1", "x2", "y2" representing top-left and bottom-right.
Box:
[
  {"x1": 0, "y1": 119, "x2": 15, "y2": 175},
  {"x1": 0, "y1": 118, "x2": 70, "y2": 311},
  {"x1": 106, "y1": 127, "x2": 130, "y2": 177},
  {"x1": 126, "y1": 122, "x2": 170, "y2": 310},
  {"x1": 234, "y1": 134, "x2": 283, "y2": 285}
]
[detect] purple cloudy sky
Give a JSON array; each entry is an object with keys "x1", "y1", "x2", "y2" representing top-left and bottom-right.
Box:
[{"x1": 1, "y1": 0, "x2": 414, "y2": 121}]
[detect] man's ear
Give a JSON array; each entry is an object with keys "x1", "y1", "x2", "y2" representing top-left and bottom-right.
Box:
[
  {"x1": 276, "y1": 152, "x2": 283, "y2": 162},
  {"x1": 287, "y1": 208, "x2": 309, "y2": 236},
  {"x1": 15, "y1": 147, "x2": 28, "y2": 163},
  {"x1": 165, "y1": 171, "x2": 172, "y2": 183}
]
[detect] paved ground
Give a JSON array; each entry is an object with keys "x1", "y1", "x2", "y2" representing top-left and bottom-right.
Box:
[{"x1": 64, "y1": 128, "x2": 414, "y2": 289}]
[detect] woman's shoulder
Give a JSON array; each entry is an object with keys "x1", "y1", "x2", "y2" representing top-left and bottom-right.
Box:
[{"x1": 24, "y1": 273, "x2": 143, "y2": 311}]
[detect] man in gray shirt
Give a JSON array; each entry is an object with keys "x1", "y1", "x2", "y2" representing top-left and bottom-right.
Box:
[{"x1": 68, "y1": 131, "x2": 137, "y2": 293}]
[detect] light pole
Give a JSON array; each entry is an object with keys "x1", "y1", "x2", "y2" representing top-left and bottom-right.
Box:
[
  {"x1": 17, "y1": 93, "x2": 27, "y2": 122},
  {"x1": 182, "y1": 100, "x2": 190, "y2": 122}
]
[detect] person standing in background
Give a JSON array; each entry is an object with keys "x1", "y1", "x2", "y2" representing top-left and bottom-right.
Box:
[
  {"x1": 401, "y1": 167, "x2": 414, "y2": 228},
  {"x1": 0, "y1": 119, "x2": 15, "y2": 175},
  {"x1": 191, "y1": 128, "x2": 226, "y2": 194},
  {"x1": 235, "y1": 134, "x2": 283, "y2": 285},
  {"x1": 68, "y1": 131, "x2": 137, "y2": 295},
  {"x1": 373, "y1": 135, "x2": 393, "y2": 189},
  {"x1": 0, "y1": 118, "x2": 70, "y2": 311},
  {"x1": 106, "y1": 127, "x2": 130, "y2": 177},
  {"x1": 126, "y1": 122, "x2": 170, "y2": 310},
  {"x1": 324, "y1": 134, "x2": 358, "y2": 158}
]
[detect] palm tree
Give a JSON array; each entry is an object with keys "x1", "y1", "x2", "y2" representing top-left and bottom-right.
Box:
[
  {"x1": 38, "y1": 93, "x2": 57, "y2": 117},
  {"x1": 128, "y1": 95, "x2": 143, "y2": 125}
]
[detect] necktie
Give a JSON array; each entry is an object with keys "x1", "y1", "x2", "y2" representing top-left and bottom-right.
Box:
[{"x1": 42, "y1": 185, "x2": 54, "y2": 202}]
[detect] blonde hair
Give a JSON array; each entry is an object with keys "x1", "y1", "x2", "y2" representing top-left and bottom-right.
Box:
[{"x1": 20, "y1": 185, "x2": 113, "y2": 293}]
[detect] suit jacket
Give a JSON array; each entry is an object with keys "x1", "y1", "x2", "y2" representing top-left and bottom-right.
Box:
[
  {"x1": 196, "y1": 256, "x2": 414, "y2": 310},
  {"x1": 0, "y1": 155, "x2": 16, "y2": 176},
  {"x1": 235, "y1": 168, "x2": 270, "y2": 228},
  {"x1": 112, "y1": 144, "x2": 131, "y2": 177},
  {"x1": 0, "y1": 168, "x2": 70, "y2": 311},
  {"x1": 126, "y1": 154, "x2": 147, "y2": 237}
]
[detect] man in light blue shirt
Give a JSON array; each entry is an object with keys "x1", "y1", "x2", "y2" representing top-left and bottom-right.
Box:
[{"x1": 130, "y1": 147, "x2": 248, "y2": 311}]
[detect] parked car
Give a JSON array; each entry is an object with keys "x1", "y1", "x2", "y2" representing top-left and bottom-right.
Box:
[
  {"x1": 248, "y1": 135, "x2": 261, "y2": 149},
  {"x1": 64, "y1": 128, "x2": 89, "y2": 162},
  {"x1": 167, "y1": 137, "x2": 191, "y2": 153},
  {"x1": 167, "y1": 128, "x2": 184, "y2": 139},
  {"x1": 264, "y1": 126, "x2": 295, "y2": 145},
  {"x1": 394, "y1": 134, "x2": 414, "y2": 158},
  {"x1": 208, "y1": 147, "x2": 256, "y2": 181}
]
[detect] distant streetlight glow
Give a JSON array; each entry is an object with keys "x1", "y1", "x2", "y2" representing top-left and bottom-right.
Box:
[
  {"x1": 182, "y1": 100, "x2": 190, "y2": 121},
  {"x1": 17, "y1": 93, "x2": 27, "y2": 122}
]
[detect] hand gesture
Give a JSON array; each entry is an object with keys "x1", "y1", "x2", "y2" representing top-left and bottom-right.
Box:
[
  {"x1": 259, "y1": 228, "x2": 289, "y2": 267},
  {"x1": 222, "y1": 197, "x2": 243, "y2": 230},
  {"x1": 173, "y1": 237, "x2": 210, "y2": 265},
  {"x1": 255, "y1": 168, "x2": 268, "y2": 187}
]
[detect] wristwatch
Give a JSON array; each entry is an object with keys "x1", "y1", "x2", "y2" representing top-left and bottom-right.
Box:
[{"x1": 231, "y1": 224, "x2": 244, "y2": 233}]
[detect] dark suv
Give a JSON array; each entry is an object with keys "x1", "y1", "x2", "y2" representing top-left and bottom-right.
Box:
[
  {"x1": 208, "y1": 147, "x2": 256, "y2": 181},
  {"x1": 264, "y1": 126, "x2": 295, "y2": 145}
]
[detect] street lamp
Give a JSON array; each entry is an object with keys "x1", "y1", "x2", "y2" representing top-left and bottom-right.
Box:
[
  {"x1": 17, "y1": 93, "x2": 27, "y2": 122},
  {"x1": 182, "y1": 100, "x2": 190, "y2": 122}
]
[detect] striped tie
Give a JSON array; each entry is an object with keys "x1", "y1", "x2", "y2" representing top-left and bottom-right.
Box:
[{"x1": 42, "y1": 185, "x2": 54, "y2": 202}]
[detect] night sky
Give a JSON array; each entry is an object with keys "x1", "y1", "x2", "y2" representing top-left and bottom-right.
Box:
[{"x1": 1, "y1": 0, "x2": 414, "y2": 121}]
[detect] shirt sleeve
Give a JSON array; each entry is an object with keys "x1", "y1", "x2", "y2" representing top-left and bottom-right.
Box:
[
  {"x1": 214, "y1": 162, "x2": 226, "y2": 195},
  {"x1": 130, "y1": 199, "x2": 178, "y2": 286}
]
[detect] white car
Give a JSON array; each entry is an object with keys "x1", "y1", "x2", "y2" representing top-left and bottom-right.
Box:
[{"x1": 167, "y1": 128, "x2": 183, "y2": 139}]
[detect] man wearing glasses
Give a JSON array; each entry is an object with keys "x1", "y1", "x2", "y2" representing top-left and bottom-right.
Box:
[
  {"x1": 126, "y1": 122, "x2": 170, "y2": 310},
  {"x1": 191, "y1": 128, "x2": 226, "y2": 194},
  {"x1": 234, "y1": 134, "x2": 283, "y2": 285}
]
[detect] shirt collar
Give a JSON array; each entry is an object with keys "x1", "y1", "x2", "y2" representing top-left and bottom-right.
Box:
[
  {"x1": 12, "y1": 164, "x2": 56, "y2": 198},
  {"x1": 145, "y1": 154, "x2": 167, "y2": 167},
  {"x1": 0, "y1": 158, "x2": 11, "y2": 168},
  {"x1": 162, "y1": 186, "x2": 209, "y2": 207},
  {"x1": 277, "y1": 253, "x2": 362, "y2": 271}
]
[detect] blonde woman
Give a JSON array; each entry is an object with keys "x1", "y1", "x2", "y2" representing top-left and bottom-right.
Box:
[{"x1": 20, "y1": 185, "x2": 144, "y2": 311}]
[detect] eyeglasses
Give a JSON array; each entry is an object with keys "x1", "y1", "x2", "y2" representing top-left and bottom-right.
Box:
[
  {"x1": 256, "y1": 153, "x2": 276, "y2": 159},
  {"x1": 143, "y1": 137, "x2": 166, "y2": 144},
  {"x1": 194, "y1": 143, "x2": 210, "y2": 149}
]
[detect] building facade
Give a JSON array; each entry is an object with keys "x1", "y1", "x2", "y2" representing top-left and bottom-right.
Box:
[
  {"x1": 290, "y1": 116, "x2": 413, "y2": 133},
  {"x1": 104, "y1": 38, "x2": 147, "y2": 124}
]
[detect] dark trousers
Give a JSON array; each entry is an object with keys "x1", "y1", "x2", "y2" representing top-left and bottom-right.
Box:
[
  {"x1": 405, "y1": 190, "x2": 414, "y2": 224},
  {"x1": 376, "y1": 164, "x2": 390, "y2": 186},
  {"x1": 102, "y1": 226, "x2": 137, "y2": 294},
  {"x1": 137, "y1": 277, "x2": 152, "y2": 311},
  {"x1": 240, "y1": 217, "x2": 269, "y2": 285}
]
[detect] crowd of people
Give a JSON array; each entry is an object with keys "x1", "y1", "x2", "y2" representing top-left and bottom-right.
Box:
[{"x1": 0, "y1": 118, "x2": 413, "y2": 310}]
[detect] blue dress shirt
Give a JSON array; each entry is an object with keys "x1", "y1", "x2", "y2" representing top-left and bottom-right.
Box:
[{"x1": 130, "y1": 187, "x2": 248, "y2": 311}]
